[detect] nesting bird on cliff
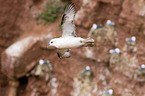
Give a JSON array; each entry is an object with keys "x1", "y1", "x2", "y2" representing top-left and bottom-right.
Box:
[{"x1": 48, "y1": 3, "x2": 94, "y2": 58}]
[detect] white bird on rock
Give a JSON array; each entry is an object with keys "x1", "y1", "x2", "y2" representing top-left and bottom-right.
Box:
[{"x1": 48, "y1": 3, "x2": 94, "y2": 58}]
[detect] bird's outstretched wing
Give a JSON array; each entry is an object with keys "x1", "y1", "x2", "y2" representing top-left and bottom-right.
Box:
[{"x1": 61, "y1": 3, "x2": 76, "y2": 37}]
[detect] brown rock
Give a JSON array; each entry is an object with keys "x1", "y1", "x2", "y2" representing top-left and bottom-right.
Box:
[{"x1": 1, "y1": 35, "x2": 51, "y2": 79}]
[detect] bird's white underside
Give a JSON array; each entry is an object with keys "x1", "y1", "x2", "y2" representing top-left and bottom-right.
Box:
[{"x1": 52, "y1": 37, "x2": 85, "y2": 49}]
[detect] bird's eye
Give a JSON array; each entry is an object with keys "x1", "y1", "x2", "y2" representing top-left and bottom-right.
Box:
[{"x1": 51, "y1": 41, "x2": 53, "y2": 43}]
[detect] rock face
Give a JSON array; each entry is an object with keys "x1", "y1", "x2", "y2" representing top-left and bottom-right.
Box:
[
  {"x1": 0, "y1": 0, "x2": 25, "y2": 49},
  {"x1": 0, "y1": 0, "x2": 145, "y2": 96},
  {"x1": 85, "y1": 21, "x2": 117, "y2": 62},
  {"x1": 72, "y1": 66, "x2": 93, "y2": 96},
  {"x1": 74, "y1": 0, "x2": 145, "y2": 38},
  {"x1": 1, "y1": 35, "x2": 51, "y2": 79}
]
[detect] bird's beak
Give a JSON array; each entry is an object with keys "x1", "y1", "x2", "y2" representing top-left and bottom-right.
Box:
[
  {"x1": 47, "y1": 44, "x2": 55, "y2": 49},
  {"x1": 47, "y1": 44, "x2": 50, "y2": 48}
]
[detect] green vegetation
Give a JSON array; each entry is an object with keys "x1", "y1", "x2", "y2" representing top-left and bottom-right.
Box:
[{"x1": 36, "y1": 1, "x2": 65, "y2": 23}]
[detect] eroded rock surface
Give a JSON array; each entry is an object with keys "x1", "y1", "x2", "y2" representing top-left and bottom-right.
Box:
[{"x1": 0, "y1": 0, "x2": 145, "y2": 96}]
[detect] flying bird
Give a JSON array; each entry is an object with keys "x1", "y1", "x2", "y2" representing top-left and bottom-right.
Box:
[{"x1": 48, "y1": 3, "x2": 94, "y2": 58}]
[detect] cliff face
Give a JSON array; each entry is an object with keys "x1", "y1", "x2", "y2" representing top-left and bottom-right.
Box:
[
  {"x1": 0, "y1": 0, "x2": 24, "y2": 51},
  {"x1": 74, "y1": 0, "x2": 145, "y2": 30},
  {"x1": 73, "y1": 0, "x2": 145, "y2": 63},
  {"x1": 0, "y1": 1, "x2": 25, "y2": 95},
  {"x1": 0, "y1": 0, "x2": 145, "y2": 96}
]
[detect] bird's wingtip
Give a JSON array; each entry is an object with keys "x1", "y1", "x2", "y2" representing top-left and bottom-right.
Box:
[{"x1": 65, "y1": 2, "x2": 76, "y2": 12}]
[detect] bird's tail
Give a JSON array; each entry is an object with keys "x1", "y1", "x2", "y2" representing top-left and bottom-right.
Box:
[{"x1": 82, "y1": 38, "x2": 95, "y2": 47}]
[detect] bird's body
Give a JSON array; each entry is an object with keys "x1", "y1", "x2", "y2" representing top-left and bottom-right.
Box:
[
  {"x1": 51, "y1": 37, "x2": 85, "y2": 49},
  {"x1": 48, "y1": 3, "x2": 94, "y2": 58}
]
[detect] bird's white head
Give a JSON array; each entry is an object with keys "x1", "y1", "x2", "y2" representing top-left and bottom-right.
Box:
[{"x1": 48, "y1": 39, "x2": 57, "y2": 48}]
